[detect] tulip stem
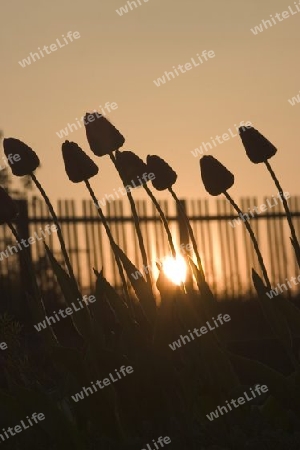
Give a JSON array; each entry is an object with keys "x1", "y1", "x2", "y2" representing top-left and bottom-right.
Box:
[
  {"x1": 224, "y1": 191, "x2": 271, "y2": 289},
  {"x1": 169, "y1": 187, "x2": 206, "y2": 282},
  {"x1": 143, "y1": 184, "x2": 176, "y2": 258},
  {"x1": 265, "y1": 160, "x2": 300, "y2": 268},
  {"x1": 30, "y1": 173, "x2": 77, "y2": 289},
  {"x1": 109, "y1": 153, "x2": 154, "y2": 297},
  {"x1": 84, "y1": 180, "x2": 131, "y2": 306}
]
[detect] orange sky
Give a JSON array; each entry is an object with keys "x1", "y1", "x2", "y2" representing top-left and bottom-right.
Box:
[{"x1": 1, "y1": 0, "x2": 300, "y2": 206}]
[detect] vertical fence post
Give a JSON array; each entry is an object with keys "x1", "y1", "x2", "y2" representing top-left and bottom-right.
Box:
[{"x1": 176, "y1": 199, "x2": 193, "y2": 289}]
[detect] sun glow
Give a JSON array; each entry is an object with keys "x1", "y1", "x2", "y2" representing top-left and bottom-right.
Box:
[{"x1": 162, "y1": 255, "x2": 187, "y2": 285}]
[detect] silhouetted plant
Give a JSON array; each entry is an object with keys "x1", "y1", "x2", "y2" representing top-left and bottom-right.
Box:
[
  {"x1": 116, "y1": 150, "x2": 177, "y2": 259},
  {"x1": 85, "y1": 114, "x2": 154, "y2": 298},
  {"x1": 147, "y1": 154, "x2": 205, "y2": 282},
  {"x1": 200, "y1": 155, "x2": 271, "y2": 288},
  {"x1": 3, "y1": 137, "x2": 78, "y2": 292},
  {"x1": 62, "y1": 140, "x2": 130, "y2": 303},
  {"x1": 239, "y1": 126, "x2": 300, "y2": 268}
]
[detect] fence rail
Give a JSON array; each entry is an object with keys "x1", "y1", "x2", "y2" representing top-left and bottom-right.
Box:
[{"x1": 1, "y1": 196, "x2": 300, "y2": 300}]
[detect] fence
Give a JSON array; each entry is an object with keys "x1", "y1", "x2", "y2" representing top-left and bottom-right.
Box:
[{"x1": 1, "y1": 195, "x2": 300, "y2": 300}]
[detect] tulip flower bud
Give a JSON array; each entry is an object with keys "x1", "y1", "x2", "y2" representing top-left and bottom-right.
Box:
[
  {"x1": 115, "y1": 150, "x2": 148, "y2": 187},
  {"x1": 239, "y1": 126, "x2": 277, "y2": 164},
  {"x1": 200, "y1": 155, "x2": 234, "y2": 196},
  {"x1": 0, "y1": 187, "x2": 18, "y2": 225},
  {"x1": 84, "y1": 113, "x2": 125, "y2": 156},
  {"x1": 62, "y1": 141, "x2": 99, "y2": 183},
  {"x1": 3, "y1": 138, "x2": 40, "y2": 176},
  {"x1": 146, "y1": 155, "x2": 177, "y2": 191}
]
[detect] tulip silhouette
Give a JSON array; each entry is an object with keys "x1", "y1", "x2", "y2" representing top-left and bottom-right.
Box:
[
  {"x1": 200, "y1": 155, "x2": 271, "y2": 288},
  {"x1": 239, "y1": 126, "x2": 300, "y2": 268},
  {"x1": 85, "y1": 113, "x2": 125, "y2": 156},
  {"x1": 147, "y1": 154, "x2": 205, "y2": 281},
  {"x1": 3, "y1": 138, "x2": 40, "y2": 176},
  {"x1": 146, "y1": 155, "x2": 177, "y2": 191},
  {"x1": 2, "y1": 138, "x2": 78, "y2": 291},
  {"x1": 239, "y1": 126, "x2": 277, "y2": 164},
  {"x1": 115, "y1": 150, "x2": 148, "y2": 187},
  {"x1": 116, "y1": 151, "x2": 177, "y2": 260},
  {"x1": 108, "y1": 149, "x2": 154, "y2": 296},
  {"x1": 85, "y1": 116, "x2": 153, "y2": 296},
  {"x1": 62, "y1": 141, "x2": 130, "y2": 302},
  {"x1": 200, "y1": 155, "x2": 234, "y2": 196},
  {"x1": 62, "y1": 141, "x2": 98, "y2": 183}
]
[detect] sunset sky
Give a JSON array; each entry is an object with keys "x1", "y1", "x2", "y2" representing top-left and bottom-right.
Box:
[{"x1": 1, "y1": 0, "x2": 300, "y2": 207}]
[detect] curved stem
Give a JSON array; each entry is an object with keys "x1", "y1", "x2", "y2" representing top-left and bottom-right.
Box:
[
  {"x1": 143, "y1": 184, "x2": 176, "y2": 258},
  {"x1": 224, "y1": 191, "x2": 271, "y2": 289},
  {"x1": 169, "y1": 187, "x2": 205, "y2": 282},
  {"x1": 109, "y1": 154, "x2": 154, "y2": 295},
  {"x1": 31, "y1": 173, "x2": 77, "y2": 288},
  {"x1": 265, "y1": 160, "x2": 300, "y2": 268},
  {"x1": 84, "y1": 180, "x2": 131, "y2": 305}
]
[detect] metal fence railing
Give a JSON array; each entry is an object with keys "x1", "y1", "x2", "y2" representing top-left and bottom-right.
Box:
[{"x1": 1, "y1": 196, "x2": 300, "y2": 299}]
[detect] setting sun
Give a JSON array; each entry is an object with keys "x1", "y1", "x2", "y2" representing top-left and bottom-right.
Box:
[{"x1": 162, "y1": 255, "x2": 187, "y2": 285}]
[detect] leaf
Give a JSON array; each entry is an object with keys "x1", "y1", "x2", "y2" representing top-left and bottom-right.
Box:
[
  {"x1": 93, "y1": 269, "x2": 150, "y2": 352},
  {"x1": 188, "y1": 257, "x2": 216, "y2": 303},
  {"x1": 252, "y1": 269, "x2": 293, "y2": 352},
  {"x1": 44, "y1": 243, "x2": 89, "y2": 339},
  {"x1": 94, "y1": 269, "x2": 132, "y2": 323},
  {"x1": 188, "y1": 256, "x2": 219, "y2": 326},
  {"x1": 112, "y1": 243, "x2": 156, "y2": 319}
]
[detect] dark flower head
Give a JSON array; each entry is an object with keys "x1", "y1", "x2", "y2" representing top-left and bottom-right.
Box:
[
  {"x1": 146, "y1": 155, "x2": 177, "y2": 191},
  {"x1": 84, "y1": 113, "x2": 125, "y2": 156},
  {"x1": 115, "y1": 150, "x2": 148, "y2": 187},
  {"x1": 62, "y1": 141, "x2": 99, "y2": 183},
  {"x1": 3, "y1": 138, "x2": 40, "y2": 176},
  {"x1": 200, "y1": 155, "x2": 234, "y2": 196},
  {"x1": 239, "y1": 126, "x2": 277, "y2": 164},
  {"x1": 0, "y1": 187, "x2": 18, "y2": 225}
]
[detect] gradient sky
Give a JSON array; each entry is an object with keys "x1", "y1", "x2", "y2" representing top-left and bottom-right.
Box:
[{"x1": 1, "y1": 0, "x2": 300, "y2": 207}]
